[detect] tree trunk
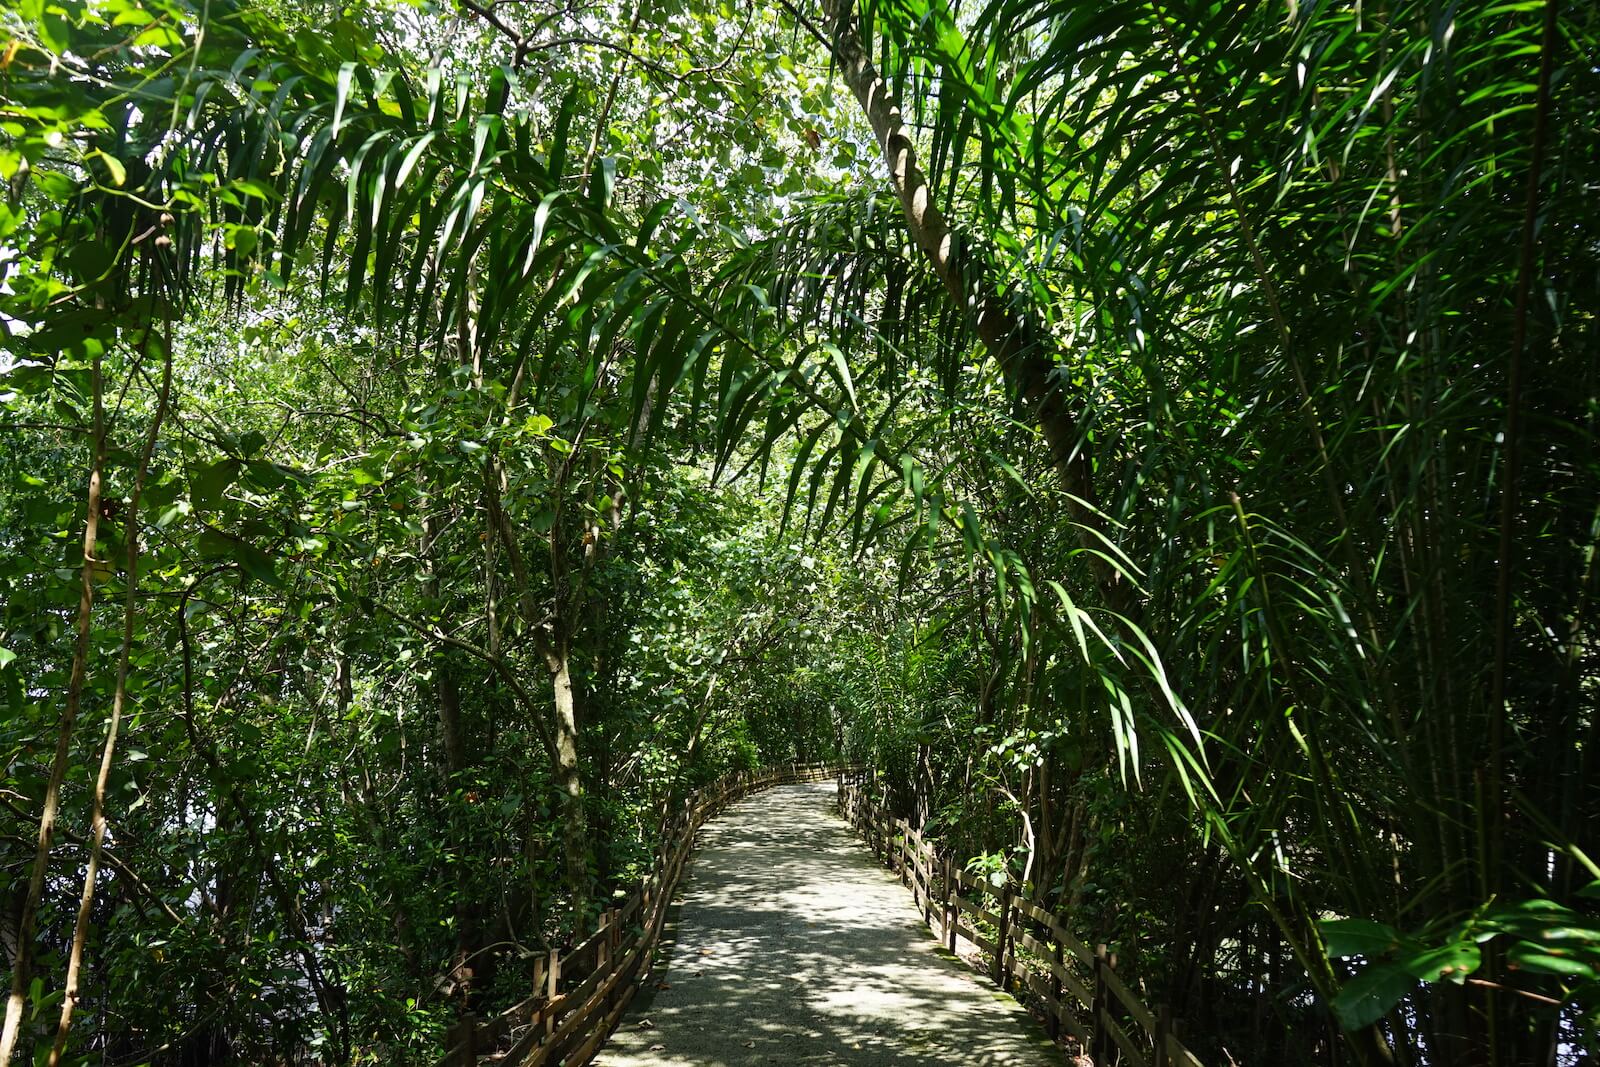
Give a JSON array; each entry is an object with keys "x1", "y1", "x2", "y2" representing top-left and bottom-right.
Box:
[
  {"x1": 0, "y1": 351, "x2": 105, "y2": 1064},
  {"x1": 422, "y1": 511, "x2": 469, "y2": 778},
  {"x1": 50, "y1": 326, "x2": 173, "y2": 1064},
  {"x1": 547, "y1": 641, "x2": 588, "y2": 919},
  {"x1": 822, "y1": 0, "x2": 1131, "y2": 614},
  {"x1": 483, "y1": 459, "x2": 592, "y2": 915}
]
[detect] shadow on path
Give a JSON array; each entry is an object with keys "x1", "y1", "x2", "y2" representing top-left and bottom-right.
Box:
[{"x1": 594, "y1": 781, "x2": 1062, "y2": 1066}]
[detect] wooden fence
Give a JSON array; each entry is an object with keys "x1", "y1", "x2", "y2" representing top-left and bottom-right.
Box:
[
  {"x1": 837, "y1": 770, "x2": 1205, "y2": 1067},
  {"x1": 441, "y1": 761, "x2": 845, "y2": 1066}
]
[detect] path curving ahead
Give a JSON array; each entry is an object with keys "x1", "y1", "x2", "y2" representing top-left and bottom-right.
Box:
[{"x1": 594, "y1": 781, "x2": 1062, "y2": 1067}]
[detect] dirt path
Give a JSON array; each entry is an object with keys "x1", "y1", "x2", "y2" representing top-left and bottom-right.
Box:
[{"x1": 594, "y1": 781, "x2": 1062, "y2": 1066}]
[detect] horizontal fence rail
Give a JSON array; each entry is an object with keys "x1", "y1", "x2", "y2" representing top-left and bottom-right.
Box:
[
  {"x1": 837, "y1": 771, "x2": 1205, "y2": 1067},
  {"x1": 442, "y1": 762, "x2": 847, "y2": 1067}
]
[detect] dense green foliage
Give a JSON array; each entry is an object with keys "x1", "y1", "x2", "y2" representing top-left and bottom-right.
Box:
[{"x1": 1, "y1": 0, "x2": 1596, "y2": 1062}]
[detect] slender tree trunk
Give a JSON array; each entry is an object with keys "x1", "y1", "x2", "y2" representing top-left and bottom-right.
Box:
[
  {"x1": 436, "y1": 666, "x2": 467, "y2": 777},
  {"x1": 914, "y1": 741, "x2": 931, "y2": 829},
  {"x1": 546, "y1": 639, "x2": 588, "y2": 919},
  {"x1": 1036, "y1": 756, "x2": 1053, "y2": 897},
  {"x1": 420, "y1": 505, "x2": 482, "y2": 1007},
  {"x1": 423, "y1": 511, "x2": 469, "y2": 777},
  {"x1": 822, "y1": 0, "x2": 1130, "y2": 613},
  {"x1": 482, "y1": 460, "x2": 591, "y2": 913},
  {"x1": 49, "y1": 327, "x2": 173, "y2": 1064},
  {"x1": 0, "y1": 350, "x2": 105, "y2": 1065}
]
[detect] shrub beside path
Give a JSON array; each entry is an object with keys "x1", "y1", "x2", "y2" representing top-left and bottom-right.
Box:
[{"x1": 593, "y1": 781, "x2": 1063, "y2": 1066}]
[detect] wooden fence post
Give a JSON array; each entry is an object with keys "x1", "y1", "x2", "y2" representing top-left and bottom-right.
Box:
[
  {"x1": 609, "y1": 907, "x2": 623, "y2": 1001},
  {"x1": 943, "y1": 856, "x2": 957, "y2": 953},
  {"x1": 1155, "y1": 1002, "x2": 1171, "y2": 1067},
  {"x1": 544, "y1": 947, "x2": 561, "y2": 1043},
  {"x1": 1092, "y1": 944, "x2": 1111, "y2": 1066},
  {"x1": 921, "y1": 842, "x2": 934, "y2": 928},
  {"x1": 444, "y1": 1013, "x2": 475, "y2": 1067},
  {"x1": 992, "y1": 880, "x2": 1013, "y2": 987},
  {"x1": 1048, "y1": 935, "x2": 1063, "y2": 1040}
]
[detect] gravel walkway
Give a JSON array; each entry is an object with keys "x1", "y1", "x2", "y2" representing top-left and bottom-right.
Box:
[{"x1": 593, "y1": 781, "x2": 1062, "y2": 1067}]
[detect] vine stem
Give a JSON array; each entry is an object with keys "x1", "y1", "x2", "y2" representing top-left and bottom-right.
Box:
[
  {"x1": 0, "y1": 338, "x2": 105, "y2": 1067},
  {"x1": 49, "y1": 308, "x2": 175, "y2": 1064}
]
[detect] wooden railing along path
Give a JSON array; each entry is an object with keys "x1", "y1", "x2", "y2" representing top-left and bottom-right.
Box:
[
  {"x1": 441, "y1": 761, "x2": 845, "y2": 1066},
  {"x1": 838, "y1": 771, "x2": 1206, "y2": 1067}
]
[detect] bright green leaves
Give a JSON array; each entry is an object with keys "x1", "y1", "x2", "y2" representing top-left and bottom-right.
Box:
[
  {"x1": 183, "y1": 456, "x2": 285, "y2": 588},
  {"x1": 349, "y1": 462, "x2": 385, "y2": 487},
  {"x1": 1488, "y1": 899, "x2": 1600, "y2": 986},
  {"x1": 1322, "y1": 900, "x2": 1600, "y2": 1032},
  {"x1": 1321, "y1": 917, "x2": 1480, "y2": 1029},
  {"x1": 175, "y1": 429, "x2": 319, "y2": 592},
  {"x1": 12, "y1": 0, "x2": 81, "y2": 56}
]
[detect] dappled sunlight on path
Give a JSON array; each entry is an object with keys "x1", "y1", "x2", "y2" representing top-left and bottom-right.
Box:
[{"x1": 593, "y1": 782, "x2": 1061, "y2": 1066}]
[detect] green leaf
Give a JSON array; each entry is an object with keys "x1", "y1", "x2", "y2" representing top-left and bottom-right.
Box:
[
  {"x1": 1321, "y1": 918, "x2": 1401, "y2": 959},
  {"x1": 90, "y1": 149, "x2": 127, "y2": 187},
  {"x1": 1394, "y1": 941, "x2": 1480, "y2": 983},
  {"x1": 351, "y1": 462, "x2": 385, "y2": 486},
  {"x1": 1332, "y1": 962, "x2": 1415, "y2": 1031},
  {"x1": 1507, "y1": 942, "x2": 1598, "y2": 980},
  {"x1": 31, "y1": 169, "x2": 78, "y2": 202},
  {"x1": 36, "y1": 8, "x2": 72, "y2": 53},
  {"x1": 187, "y1": 459, "x2": 241, "y2": 511},
  {"x1": 234, "y1": 540, "x2": 282, "y2": 587},
  {"x1": 198, "y1": 529, "x2": 281, "y2": 587},
  {"x1": 825, "y1": 342, "x2": 856, "y2": 410},
  {"x1": 245, "y1": 460, "x2": 287, "y2": 490}
]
